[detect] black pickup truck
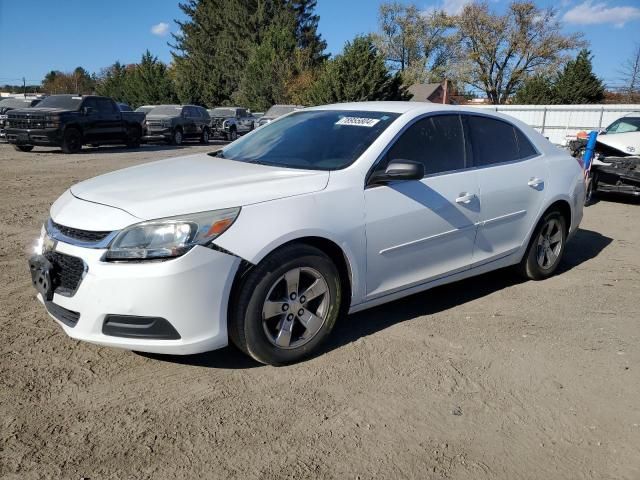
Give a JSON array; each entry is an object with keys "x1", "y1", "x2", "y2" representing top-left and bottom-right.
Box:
[{"x1": 5, "y1": 95, "x2": 145, "y2": 153}]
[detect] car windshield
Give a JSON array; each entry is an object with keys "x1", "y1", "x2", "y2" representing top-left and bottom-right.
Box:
[
  {"x1": 264, "y1": 105, "x2": 300, "y2": 118},
  {"x1": 35, "y1": 95, "x2": 83, "y2": 110},
  {"x1": 148, "y1": 105, "x2": 183, "y2": 116},
  {"x1": 135, "y1": 106, "x2": 154, "y2": 114},
  {"x1": 210, "y1": 108, "x2": 236, "y2": 117},
  {"x1": 214, "y1": 110, "x2": 400, "y2": 171},
  {"x1": 606, "y1": 117, "x2": 640, "y2": 134}
]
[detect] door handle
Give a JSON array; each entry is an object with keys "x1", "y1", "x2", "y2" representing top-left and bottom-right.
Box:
[
  {"x1": 455, "y1": 192, "x2": 476, "y2": 204},
  {"x1": 527, "y1": 177, "x2": 544, "y2": 188}
]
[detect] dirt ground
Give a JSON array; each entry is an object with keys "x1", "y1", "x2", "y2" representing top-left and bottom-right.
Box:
[{"x1": 0, "y1": 141, "x2": 639, "y2": 480}]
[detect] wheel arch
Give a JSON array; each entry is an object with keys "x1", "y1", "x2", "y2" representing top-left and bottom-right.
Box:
[{"x1": 227, "y1": 236, "x2": 355, "y2": 319}]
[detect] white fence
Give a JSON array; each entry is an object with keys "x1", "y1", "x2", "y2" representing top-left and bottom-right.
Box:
[{"x1": 471, "y1": 104, "x2": 640, "y2": 145}]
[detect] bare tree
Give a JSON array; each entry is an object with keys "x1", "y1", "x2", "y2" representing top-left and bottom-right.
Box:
[
  {"x1": 450, "y1": 1, "x2": 585, "y2": 104},
  {"x1": 373, "y1": 2, "x2": 450, "y2": 84},
  {"x1": 619, "y1": 43, "x2": 640, "y2": 102}
]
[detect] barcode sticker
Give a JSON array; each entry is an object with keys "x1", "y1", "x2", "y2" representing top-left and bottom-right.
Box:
[{"x1": 336, "y1": 117, "x2": 381, "y2": 127}]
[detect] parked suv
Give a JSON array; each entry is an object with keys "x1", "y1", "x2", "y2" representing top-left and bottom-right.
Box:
[
  {"x1": 5, "y1": 95, "x2": 145, "y2": 153},
  {"x1": 208, "y1": 107, "x2": 255, "y2": 141},
  {"x1": 143, "y1": 105, "x2": 211, "y2": 145},
  {"x1": 29, "y1": 102, "x2": 585, "y2": 365},
  {"x1": 257, "y1": 104, "x2": 304, "y2": 127},
  {"x1": 0, "y1": 97, "x2": 42, "y2": 140}
]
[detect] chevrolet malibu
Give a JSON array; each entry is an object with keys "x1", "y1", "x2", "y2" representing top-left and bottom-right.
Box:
[{"x1": 29, "y1": 102, "x2": 585, "y2": 365}]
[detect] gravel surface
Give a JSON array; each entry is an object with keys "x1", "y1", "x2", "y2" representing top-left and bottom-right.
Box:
[{"x1": 1, "y1": 142, "x2": 639, "y2": 479}]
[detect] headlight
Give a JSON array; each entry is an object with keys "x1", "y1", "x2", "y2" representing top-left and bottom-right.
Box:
[
  {"x1": 104, "y1": 207, "x2": 240, "y2": 261},
  {"x1": 0, "y1": 114, "x2": 7, "y2": 120}
]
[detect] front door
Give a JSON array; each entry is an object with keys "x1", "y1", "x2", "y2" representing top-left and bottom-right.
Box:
[{"x1": 364, "y1": 114, "x2": 480, "y2": 299}]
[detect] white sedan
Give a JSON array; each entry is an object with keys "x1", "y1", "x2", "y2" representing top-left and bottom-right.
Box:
[{"x1": 29, "y1": 102, "x2": 585, "y2": 365}]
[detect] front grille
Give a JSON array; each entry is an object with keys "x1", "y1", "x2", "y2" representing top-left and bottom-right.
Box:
[
  {"x1": 50, "y1": 220, "x2": 111, "y2": 243},
  {"x1": 44, "y1": 251, "x2": 85, "y2": 295},
  {"x1": 7, "y1": 113, "x2": 46, "y2": 129},
  {"x1": 146, "y1": 121, "x2": 164, "y2": 128}
]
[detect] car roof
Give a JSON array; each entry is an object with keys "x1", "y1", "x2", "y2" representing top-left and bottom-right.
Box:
[{"x1": 304, "y1": 101, "x2": 489, "y2": 115}]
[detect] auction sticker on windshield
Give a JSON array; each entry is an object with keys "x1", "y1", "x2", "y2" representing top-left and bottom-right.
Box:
[{"x1": 336, "y1": 117, "x2": 381, "y2": 127}]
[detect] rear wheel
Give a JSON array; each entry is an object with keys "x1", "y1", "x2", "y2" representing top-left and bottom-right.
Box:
[
  {"x1": 14, "y1": 145, "x2": 34, "y2": 152},
  {"x1": 61, "y1": 128, "x2": 82, "y2": 154},
  {"x1": 229, "y1": 244, "x2": 342, "y2": 365},
  {"x1": 518, "y1": 210, "x2": 567, "y2": 280},
  {"x1": 585, "y1": 173, "x2": 597, "y2": 206}
]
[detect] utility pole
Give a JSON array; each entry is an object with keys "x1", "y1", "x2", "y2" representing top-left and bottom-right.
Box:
[{"x1": 23, "y1": 77, "x2": 26, "y2": 98}]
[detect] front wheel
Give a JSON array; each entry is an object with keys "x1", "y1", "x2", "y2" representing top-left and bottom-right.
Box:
[
  {"x1": 226, "y1": 128, "x2": 237, "y2": 142},
  {"x1": 14, "y1": 145, "x2": 34, "y2": 152},
  {"x1": 518, "y1": 210, "x2": 567, "y2": 280},
  {"x1": 170, "y1": 128, "x2": 183, "y2": 146},
  {"x1": 229, "y1": 244, "x2": 342, "y2": 365},
  {"x1": 585, "y1": 173, "x2": 597, "y2": 206},
  {"x1": 200, "y1": 128, "x2": 210, "y2": 144}
]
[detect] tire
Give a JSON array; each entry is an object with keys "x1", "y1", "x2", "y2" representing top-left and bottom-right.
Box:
[
  {"x1": 517, "y1": 210, "x2": 567, "y2": 280},
  {"x1": 584, "y1": 173, "x2": 597, "y2": 206},
  {"x1": 61, "y1": 128, "x2": 83, "y2": 154},
  {"x1": 200, "y1": 128, "x2": 210, "y2": 144},
  {"x1": 126, "y1": 126, "x2": 142, "y2": 149},
  {"x1": 170, "y1": 128, "x2": 183, "y2": 146},
  {"x1": 226, "y1": 128, "x2": 237, "y2": 142},
  {"x1": 229, "y1": 244, "x2": 342, "y2": 365},
  {"x1": 14, "y1": 145, "x2": 34, "y2": 152}
]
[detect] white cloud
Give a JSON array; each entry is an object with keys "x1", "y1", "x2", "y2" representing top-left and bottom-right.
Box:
[
  {"x1": 441, "y1": 0, "x2": 472, "y2": 15},
  {"x1": 563, "y1": 1, "x2": 640, "y2": 27},
  {"x1": 151, "y1": 22, "x2": 170, "y2": 37}
]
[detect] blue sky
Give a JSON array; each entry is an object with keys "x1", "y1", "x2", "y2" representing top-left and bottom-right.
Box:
[{"x1": 0, "y1": 0, "x2": 639, "y2": 88}]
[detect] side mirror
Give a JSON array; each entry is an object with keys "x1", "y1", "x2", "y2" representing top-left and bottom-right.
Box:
[
  {"x1": 82, "y1": 106, "x2": 94, "y2": 115},
  {"x1": 369, "y1": 159, "x2": 424, "y2": 185}
]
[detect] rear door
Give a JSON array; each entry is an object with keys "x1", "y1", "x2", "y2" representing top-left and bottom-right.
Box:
[
  {"x1": 364, "y1": 114, "x2": 480, "y2": 299},
  {"x1": 465, "y1": 115, "x2": 547, "y2": 265}
]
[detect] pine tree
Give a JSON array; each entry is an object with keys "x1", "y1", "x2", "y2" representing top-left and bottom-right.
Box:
[
  {"x1": 552, "y1": 49, "x2": 605, "y2": 104},
  {"x1": 305, "y1": 35, "x2": 410, "y2": 105},
  {"x1": 513, "y1": 75, "x2": 555, "y2": 104},
  {"x1": 171, "y1": 0, "x2": 254, "y2": 105},
  {"x1": 234, "y1": 11, "x2": 298, "y2": 111},
  {"x1": 287, "y1": 0, "x2": 327, "y2": 65},
  {"x1": 126, "y1": 51, "x2": 178, "y2": 107},
  {"x1": 96, "y1": 62, "x2": 131, "y2": 104}
]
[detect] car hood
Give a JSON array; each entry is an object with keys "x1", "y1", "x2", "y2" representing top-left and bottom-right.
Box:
[
  {"x1": 145, "y1": 114, "x2": 176, "y2": 121},
  {"x1": 8, "y1": 107, "x2": 73, "y2": 116},
  {"x1": 597, "y1": 132, "x2": 640, "y2": 156},
  {"x1": 70, "y1": 153, "x2": 330, "y2": 220}
]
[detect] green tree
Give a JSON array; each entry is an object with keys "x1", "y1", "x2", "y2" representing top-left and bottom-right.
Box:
[
  {"x1": 287, "y1": 0, "x2": 327, "y2": 66},
  {"x1": 305, "y1": 35, "x2": 410, "y2": 105},
  {"x1": 96, "y1": 62, "x2": 132, "y2": 104},
  {"x1": 513, "y1": 75, "x2": 555, "y2": 104},
  {"x1": 126, "y1": 51, "x2": 178, "y2": 107},
  {"x1": 552, "y1": 49, "x2": 605, "y2": 104},
  {"x1": 171, "y1": 0, "x2": 254, "y2": 105},
  {"x1": 234, "y1": 11, "x2": 298, "y2": 111}
]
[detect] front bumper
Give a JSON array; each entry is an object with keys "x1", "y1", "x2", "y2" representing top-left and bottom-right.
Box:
[
  {"x1": 32, "y1": 238, "x2": 241, "y2": 355},
  {"x1": 5, "y1": 127, "x2": 61, "y2": 146},
  {"x1": 142, "y1": 127, "x2": 172, "y2": 142}
]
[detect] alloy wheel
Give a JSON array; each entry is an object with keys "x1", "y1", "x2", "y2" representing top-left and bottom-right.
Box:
[
  {"x1": 262, "y1": 267, "x2": 330, "y2": 349},
  {"x1": 536, "y1": 218, "x2": 563, "y2": 269}
]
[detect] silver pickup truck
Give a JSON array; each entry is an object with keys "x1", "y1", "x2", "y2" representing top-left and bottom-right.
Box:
[{"x1": 208, "y1": 107, "x2": 255, "y2": 141}]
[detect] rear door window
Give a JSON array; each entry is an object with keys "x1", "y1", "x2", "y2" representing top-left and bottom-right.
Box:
[
  {"x1": 386, "y1": 114, "x2": 467, "y2": 176},
  {"x1": 467, "y1": 116, "x2": 520, "y2": 166}
]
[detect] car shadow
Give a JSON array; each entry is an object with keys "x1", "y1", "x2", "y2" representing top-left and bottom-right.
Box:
[
  {"x1": 593, "y1": 192, "x2": 640, "y2": 206},
  {"x1": 142, "y1": 228, "x2": 612, "y2": 369}
]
